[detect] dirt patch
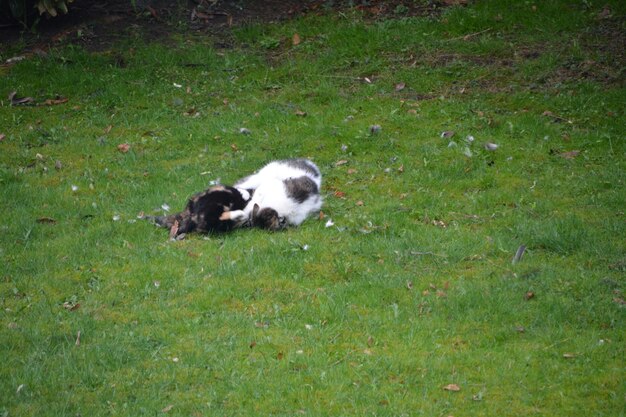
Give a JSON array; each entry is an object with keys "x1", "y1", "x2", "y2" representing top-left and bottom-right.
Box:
[{"x1": 1, "y1": 0, "x2": 463, "y2": 55}]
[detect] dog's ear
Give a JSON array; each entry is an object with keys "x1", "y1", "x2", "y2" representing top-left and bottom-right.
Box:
[{"x1": 252, "y1": 203, "x2": 260, "y2": 219}]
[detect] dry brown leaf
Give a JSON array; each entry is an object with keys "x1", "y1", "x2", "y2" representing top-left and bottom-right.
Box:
[
  {"x1": 230, "y1": 143, "x2": 239, "y2": 152},
  {"x1": 334, "y1": 191, "x2": 346, "y2": 198},
  {"x1": 277, "y1": 352, "x2": 284, "y2": 360},
  {"x1": 43, "y1": 96, "x2": 68, "y2": 106},
  {"x1": 395, "y1": 82, "x2": 406, "y2": 91},
  {"x1": 613, "y1": 297, "x2": 626, "y2": 305},
  {"x1": 104, "y1": 125, "x2": 112, "y2": 134},
  {"x1": 249, "y1": 341, "x2": 257, "y2": 348},
  {"x1": 335, "y1": 160, "x2": 348, "y2": 167},
  {"x1": 36, "y1": 217, "x2": 57, "y2": 224},
  {"x1": 162, "y1": 405, "x2": 174, "y2": 413},
  {"x1": 294, "y1": 109, "x2": 307, "y2": 117},
  {"x1": 559, "y1": 150, "x2": 580, "y2": 160},
  {"x1": 356, "y1": 200, "x2": 364, "y2": 206},
  {"x1": 292, "y1": 33, "x2": 301, "y2": 46},
  {"x1": 443, "y1": 384, "x2": 461, "y2": 392},
  {"x1": 524, "y1": 291, "x2": 535, "y2": 301},
  {"x1": 117, "y1": 143, "x2": 130, "y2": 153}
]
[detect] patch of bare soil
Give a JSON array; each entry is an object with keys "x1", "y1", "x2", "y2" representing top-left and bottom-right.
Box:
[{"x1": 1, "y1": 0, "x2": 461, "y2": 55}]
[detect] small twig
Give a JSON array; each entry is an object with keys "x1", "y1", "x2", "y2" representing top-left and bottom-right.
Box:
[
  {"x1": 445, "y1": 28, "x2": 492, "y2": 42},
  {"x1": 410, "y1": 251, "x2": 447, "y2": 257}
]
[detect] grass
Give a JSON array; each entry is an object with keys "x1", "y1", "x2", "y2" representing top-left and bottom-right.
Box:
[{"x1": 1, "y1": 1, "x2": 625, "y2": 416}]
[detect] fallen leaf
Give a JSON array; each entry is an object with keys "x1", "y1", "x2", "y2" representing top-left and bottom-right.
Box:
[
  {"x1": 0, "y1": 133, "x2": 5, "y2": 142},
  {"x1": 395, "y1": 82, "x2": 406, "y2": 91},
  {"x1": 162, "y1": 405, "x2": 174, "y2": 413},
  {"x1": 597, "y1": 5, "x2": 612, "y2": 19},
  {"x1": 334, "y1": 160, "x2": 348, "y2": 167},
  {"x1": 524, "y1": 291, "x2": 535, "y2": 301},
  {"x1": 43, "y1": 96, "x2": 68, "y2": 106},
  {"x1": 104, "y1": 125, "x2": 112, "y2": 134},
  {"x1": 347, "y1": 168, "x2": 357, "y2": 174},
  {"x1": 356, "y1": 200, "x2": 364, "y2": 206},
  {"x1": 292, "y1": 33, "x2": 301, "y2": 46},
  {"x1": 36, "y1": 217, "x2": 57, "y2": 224},
  {"x1": 334, "y1": 191, "x2": 346, "y2": 198},
  {"x1": 62, "y1": 301, "x2": 80, "y2": 311},
  {"x1": 612, "y1": 297, "x2": 626, "y2": 305},
  {"x1": 443, "y1": 384, "x2": 461, "y2": 392},
  {"x1": 230, "y1": 143, "x2": 239, "y2": 152},
  {"x1": 562, "y1": 353, "x2": 576, "y2": 359},
  {"x1": 277, "y1": 352, "x2": 284, "y2": 360},
  {"x1": 398, "y1": 164, "x2": 404, "y2": 173},
  {"x1": 559, "y1": 150, "x2": 580, "y2": 160},
  {"x1": 294, "y1": 109, "x2": 307, "y2": 117},
  {"x1": 184, "y1": 108, "x2": 200, "y2": 117},
  {"x1": 117, "y1": 143, "x2": 130, "y2": 153},
  {"x1": 249, "y1": 341, "x2": 257, "y2": 348}
]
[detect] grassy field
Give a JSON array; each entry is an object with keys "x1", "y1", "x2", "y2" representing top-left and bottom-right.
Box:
[{"x1": 1, "y1": 1, "x2": 625, "y2": 415}]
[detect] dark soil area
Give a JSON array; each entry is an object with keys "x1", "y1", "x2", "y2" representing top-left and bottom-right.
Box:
[{"x1": 0, "y1": 0, "x2": 454, "y2": 54}]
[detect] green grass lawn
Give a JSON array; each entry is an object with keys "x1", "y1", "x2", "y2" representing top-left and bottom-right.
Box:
[{"x1": 1, "y1": 1, "x2": 625, "y2": 415}]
